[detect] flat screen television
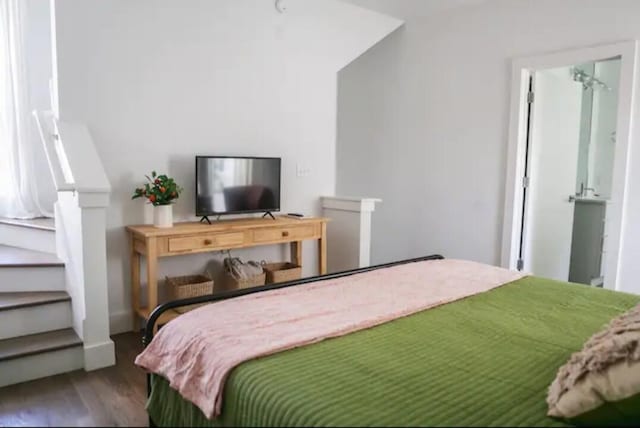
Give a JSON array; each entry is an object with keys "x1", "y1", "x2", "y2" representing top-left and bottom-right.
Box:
[{"x1": 195, "y1": 156, "x2": 281, "y2": 218}]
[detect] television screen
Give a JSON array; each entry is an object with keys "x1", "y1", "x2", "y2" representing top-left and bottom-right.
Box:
[{"x1": 195, "y1": 156, "x2": 281, "y2": 216}]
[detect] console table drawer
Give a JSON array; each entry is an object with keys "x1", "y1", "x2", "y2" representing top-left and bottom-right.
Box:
[
  {"x1": 253, "y1": 225, "x2": 316, "y2": 243},
  {"x1": 168, "y1": 232, "x2": 245, "y2": 252}
]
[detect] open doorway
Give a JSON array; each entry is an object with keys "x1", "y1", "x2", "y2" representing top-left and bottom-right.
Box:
[
  {"x1": 521, "y1": 59, "x2": 620, "y2": 286},
  {"x1": 501, "y1": 41, "x2": 639, "y2": 291}
]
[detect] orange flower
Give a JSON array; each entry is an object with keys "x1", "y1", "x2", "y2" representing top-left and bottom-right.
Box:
[
  {"x1": 149, "y1": 195, "x2": 156, "y2": 203},
  {"x1": 160, "y1": 186, "x2": 166, "y2": 193}
]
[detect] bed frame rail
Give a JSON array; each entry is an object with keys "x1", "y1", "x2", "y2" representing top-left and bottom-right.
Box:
[
  {"x1": 143, "y1": 254, "x2": 443, "y2": 346},
  {"x1": 142, "y1": 254, "x2": 444, "y2": 426}
]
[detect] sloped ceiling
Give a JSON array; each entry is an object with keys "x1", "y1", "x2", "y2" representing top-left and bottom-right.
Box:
[{"x1": 280, "y1": 0, "x2": 405, "y2": 72}]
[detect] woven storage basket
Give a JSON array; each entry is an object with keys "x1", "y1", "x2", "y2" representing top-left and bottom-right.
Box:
[
  {"x1": 227, "y1": 271, "x2": 266, "y2": 289},
  {"x1": 166, "y1": 274, "x2": 214, "y2": 313},
  {"x1": 263, "y1": 262, "x2": 302, "y2": 284}
]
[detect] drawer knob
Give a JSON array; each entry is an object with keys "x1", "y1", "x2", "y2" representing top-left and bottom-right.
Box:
[
  {"x1": 282, "y1": 231, "x2": 289, "y2": 237},
  {"x1": 204, "y1": 239, "x2": 213, "y2": 245}
]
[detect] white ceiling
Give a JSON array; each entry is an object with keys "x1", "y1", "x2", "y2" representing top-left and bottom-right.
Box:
[{"x1": 339, "y1": 0, "x2": 488, "y2": 20}]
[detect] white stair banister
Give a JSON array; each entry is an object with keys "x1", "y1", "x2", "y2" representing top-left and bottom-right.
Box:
[
  {"x1": 33, "y1": 110, "x2": 74, "y2": 192},
  {"x1": 34, "y1": 110, "x2": 115, "y2": 371},
  {"x1": 321, "y1": 196, "x2": 382, "y2": 273},
  {"x1": 54, "y1": 121, "x2": 110, "y2": 194}
]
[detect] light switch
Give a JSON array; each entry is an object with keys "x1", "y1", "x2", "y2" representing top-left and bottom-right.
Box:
[{"x1": 296, "y1": 164, "x2": 311, "y2": 177}]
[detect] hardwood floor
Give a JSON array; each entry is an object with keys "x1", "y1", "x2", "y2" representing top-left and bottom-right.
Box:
[{"x1": 0, "y1": 333, "x2": 148, "y2": 427}]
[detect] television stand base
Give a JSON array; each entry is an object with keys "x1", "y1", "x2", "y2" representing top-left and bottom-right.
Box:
[
  {"x1": 262, "y1": 211, "x2": 276, "y2": 220},
  {"x1": 199, "y1": 216, "x2": 212, "y2": 225}
]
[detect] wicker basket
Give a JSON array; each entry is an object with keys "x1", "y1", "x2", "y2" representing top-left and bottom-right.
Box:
[
  {"x1": 166, "y1": 274, "x2": 214, "y2": 313},
  {"x1": 263, "y1": 262, "x2": 302, "y2": 284},
  {"x1": 226, "y1": 271, "x2": 266, "y2": 289}
]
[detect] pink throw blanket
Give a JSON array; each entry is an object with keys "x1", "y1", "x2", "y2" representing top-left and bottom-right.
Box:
[{"x1": 135, "y1": 258, "x2": 524, "y2": 419}]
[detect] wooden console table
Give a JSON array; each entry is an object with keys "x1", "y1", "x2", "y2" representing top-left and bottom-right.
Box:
[{"x1": 126, "y1": 216, "x2": 328, "y2": 328}]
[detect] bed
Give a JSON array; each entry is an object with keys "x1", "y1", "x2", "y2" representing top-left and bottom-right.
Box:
[{"x1": 139, "y1": 255, "x2": 640, "y2": 427}]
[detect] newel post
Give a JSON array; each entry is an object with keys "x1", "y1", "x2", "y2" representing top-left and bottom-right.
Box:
[
  {"x1": 321, "y1": 196, "x2": 382, "y2": 273},
  {"x1": 77, "y1": 191, "x2": 115, "y2": 370}
]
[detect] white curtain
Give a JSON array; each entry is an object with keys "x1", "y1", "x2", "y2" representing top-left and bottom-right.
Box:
[{"x1": 0, "y1": 0, "x2": 53, "y2": 219}]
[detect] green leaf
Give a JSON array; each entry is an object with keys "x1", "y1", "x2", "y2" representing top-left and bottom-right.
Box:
[{"x1": 132, "y1": 171, "x2": 181, "y2": 206}]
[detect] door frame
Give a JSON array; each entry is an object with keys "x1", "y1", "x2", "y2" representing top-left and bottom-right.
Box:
[{"x1": 501, "y1": 40, "x2": 639, "y2": 290}]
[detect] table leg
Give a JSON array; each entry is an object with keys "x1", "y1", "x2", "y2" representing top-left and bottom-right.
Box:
[
  {"x1": 318, "y1": 222, "x2": 327, "y2": 275},
  {"x1": 290, "y1": 241, "x2": 302, "y2": 267},
  {"x1": 146, "y1": 237, "x2": 158, "y2": 323},
  {"x1": 130, "y1": 235, "x2": 141, "y2": 331}
]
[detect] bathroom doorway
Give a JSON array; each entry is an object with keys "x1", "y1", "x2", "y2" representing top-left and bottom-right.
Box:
[
  {"x1": 520, "y1": 59, "x2": 620, "y2": 286},
  {"x1": 501, "y1": 41, "x2": 639, "y2": 291}
]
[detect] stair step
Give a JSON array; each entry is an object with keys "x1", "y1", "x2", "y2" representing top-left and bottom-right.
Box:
[
  {"x1": 0, "y1": 336, "x2": 84, "y2": 387},
  {"x1": 0, "y1": 292, "x2": 73, "y2": 341},
  {"x1": 0, "y1": 221, "x2": 57, "y2": 255},
  {"x1": 0, "y1": 246, "x2": 65, "y2": 292},
  {"x1": 0, "y1": 329, "x2": 81, "y2": 362},
  {"x1": 0, "y1": 291, "x2": 70, "y2": 311},
  {"x1": 0, "y1": 245, "x2": 62, "y2": 267},
  {"x1": 0, "y1": 217, "x2": 55, "y2": 232},
  {"x1": 0, "y1": 266, "x2": 65, "y2": 292}
]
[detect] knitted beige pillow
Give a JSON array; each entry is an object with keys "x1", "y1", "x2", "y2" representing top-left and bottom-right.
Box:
[{"x1": 547, "y1": 304, "x2": 640, "y2": 420}]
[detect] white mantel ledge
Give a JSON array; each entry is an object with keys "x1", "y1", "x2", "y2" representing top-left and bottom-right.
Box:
[{"x1": 321, "y1": 196, "x2": 382, "y2": 213}]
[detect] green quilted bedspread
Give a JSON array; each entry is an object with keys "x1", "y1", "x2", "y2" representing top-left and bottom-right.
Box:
[{"x1": 147, "y1": 276, "x2": 640, "y2": 427}]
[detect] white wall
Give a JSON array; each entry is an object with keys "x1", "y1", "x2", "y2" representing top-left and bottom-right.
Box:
[
  {"x1": 337, "y1": 0, "x2": 640, "y2": 294},
  {"x1": 52, "y1": 0, "x2": 402, "y2": 332}
]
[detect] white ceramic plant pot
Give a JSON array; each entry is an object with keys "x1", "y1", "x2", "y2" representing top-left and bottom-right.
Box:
[{"x1": 154, "y1": 205, "x2": 173, "y2": 228}]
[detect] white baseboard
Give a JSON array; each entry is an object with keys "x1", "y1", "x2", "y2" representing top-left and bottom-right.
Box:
[
  {"x1": 84, "y1": 339, "x2": 115, "y2": 371},
  {"x1": 109, "y1": 309, "x2": 133, "y2": 335}
]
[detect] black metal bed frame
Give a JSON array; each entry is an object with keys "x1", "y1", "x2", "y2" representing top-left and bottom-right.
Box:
[{"x1": 142, "y1": 254, "x2": 444, "y2": 426}]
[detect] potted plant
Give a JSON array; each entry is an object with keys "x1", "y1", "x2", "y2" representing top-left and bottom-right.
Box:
[{"x1": 132, "y1": 171, "x2": 183, "y2": 228}]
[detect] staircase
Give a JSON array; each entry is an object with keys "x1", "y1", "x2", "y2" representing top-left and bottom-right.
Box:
[{"x1": 0, "y1": 218, "x2": 84, "y2": 387}]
